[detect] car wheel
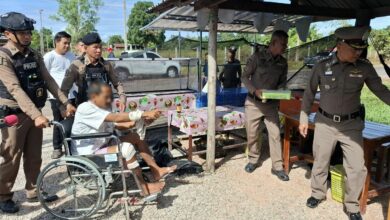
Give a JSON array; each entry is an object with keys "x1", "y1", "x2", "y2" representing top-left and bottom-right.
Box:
[{"x1": 167, "y1": 66, "x2": 178, "y2": 78}]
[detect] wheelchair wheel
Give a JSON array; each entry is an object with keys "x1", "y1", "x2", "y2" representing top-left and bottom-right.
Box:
[{"x1": 37, "y1": 156, "x2": 106, "y2": 220}]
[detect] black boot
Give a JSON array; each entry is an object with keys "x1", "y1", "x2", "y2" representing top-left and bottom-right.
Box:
[
  {"x1": 306, "y1": 196, "x2": 324, "y2": 208},
  {"x1": 349, "y1": 212, "x2": 363, "y2": 220},
  {"x1": 0, "y1": 199, "x2": 19, "y2": 213},
  {"x1": 244, "y1": 163, "x2": 257, "y2": 173},
  {"x1": 271, "y1": 169, "x2": 289, "y2": 181},
  {"x1": 27, "y1": 192, "x2": 59, "y2": 203}
]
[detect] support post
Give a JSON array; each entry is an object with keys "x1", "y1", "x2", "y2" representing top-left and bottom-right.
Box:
[
  {"x1": 198, "y1": 30, "x2": 203, "y2": 92},
  {"x1": 206, "y1": 7, "x2": 218, "y2": 172}
]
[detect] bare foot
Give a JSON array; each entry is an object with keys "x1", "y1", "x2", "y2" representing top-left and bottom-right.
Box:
[
  {"x1": 153, "y1": 165, "x2": 177, "y2": 181},
  {"x1": 141, "y1": 181, "x2": 165, "y2": 196}
]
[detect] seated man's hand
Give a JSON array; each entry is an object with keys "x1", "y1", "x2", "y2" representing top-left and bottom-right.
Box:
[
  {"x1": 65, "y1": 103, "x2": 77, "y2": 117},
  {"x1": 144, "y1": 118, "x2": 154, "y2": 125},
  {"x1": 143, "y1": 109, "x2": 161, "y2": 120}
]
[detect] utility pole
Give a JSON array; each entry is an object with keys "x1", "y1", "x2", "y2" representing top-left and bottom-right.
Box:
[
  {"x1": 39, "y1": 9, "x2": 44, "y2": 54},
  {"x1": 123, "y1": 0, "x2": 128, "y2": 51}
]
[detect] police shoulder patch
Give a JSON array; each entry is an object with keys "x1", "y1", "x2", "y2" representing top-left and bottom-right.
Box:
[{"x1": 0, "y1": 55, "x2": 8, "y2": 66}]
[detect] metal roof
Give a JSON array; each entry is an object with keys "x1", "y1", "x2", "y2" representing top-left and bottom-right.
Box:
[{"x1": 142, "y1": 5, "x2": 329, "y2": 33}]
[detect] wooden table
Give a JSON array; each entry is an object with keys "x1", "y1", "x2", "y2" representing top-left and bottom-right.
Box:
[
  {"x1": 167, "y1": 106, "x2": 247, "y2": 160},
  {"x1": 282, "y1": 113, "x2": 390, "y2": 214}
]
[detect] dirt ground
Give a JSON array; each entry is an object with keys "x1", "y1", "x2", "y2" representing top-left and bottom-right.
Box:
[{"x1": 0, "y1": 103, "x2": 388, "y2": 220}]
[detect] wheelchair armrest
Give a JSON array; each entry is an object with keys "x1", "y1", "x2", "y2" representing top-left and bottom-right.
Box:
[{"x1": 70, "y1": 132, "x2": 114, "y2": 140}]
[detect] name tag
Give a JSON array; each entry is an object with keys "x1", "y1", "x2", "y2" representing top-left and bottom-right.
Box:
[
  {"x1": 325, "y1": 71, "x2": 333, "y2": 75},
  {"x1": 349, "y1": 74, "x2": 363, "y2": 78}
]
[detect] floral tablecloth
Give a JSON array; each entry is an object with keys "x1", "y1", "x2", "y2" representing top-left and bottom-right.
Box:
[
  {"x1": 113, "y1": 93, "x2": 196, "y2": 114},
  {"x1": 168, "y1": 106, "x2": 245, "y2": 135}
]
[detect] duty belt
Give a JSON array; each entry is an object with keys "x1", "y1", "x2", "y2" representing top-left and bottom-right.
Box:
[{"x1": 318, "y1": 108, "x2": 360, "y2": 123}]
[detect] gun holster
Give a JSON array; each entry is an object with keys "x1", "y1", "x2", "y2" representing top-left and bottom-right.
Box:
[{"x1": 359, "y1": 104, "x2": 366, "y2": 121}]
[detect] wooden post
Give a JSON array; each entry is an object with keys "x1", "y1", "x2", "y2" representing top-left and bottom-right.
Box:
[
  {"x1": 224, "y1": 46, "x2": 227, "y2": 62},
  {"x1": 238, "y1": 46, "x2": 241, "y2": 61},
  {"x1": 206, "y1": 7, "x2": 218, "y2": 172}
]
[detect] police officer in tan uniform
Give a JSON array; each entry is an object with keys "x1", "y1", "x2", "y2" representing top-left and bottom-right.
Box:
[
  {"x1": 61, "y1": 32, "x2": 126, "y2": 109},
  {"x1": 0, "y1": 12, "x2": 76, "y2": 213},
  {"x1": 241, "y1": 30, "x2": 289, "y2": 181},
  {"x1": 299, "y1": 26, "x2": 390, "y2": 220}
]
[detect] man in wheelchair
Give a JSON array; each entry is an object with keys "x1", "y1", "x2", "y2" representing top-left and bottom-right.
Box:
[{"x1": 70, "y1": 81, "x2": 170, "y2": 195}]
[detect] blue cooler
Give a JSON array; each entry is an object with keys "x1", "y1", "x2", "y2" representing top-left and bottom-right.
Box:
[{"x1": 196, "y1": 87, "x2": 248, "y2": 108}]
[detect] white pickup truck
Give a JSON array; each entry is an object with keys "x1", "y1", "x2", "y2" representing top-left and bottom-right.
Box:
[{"x1": 107, "y1": 50, "x2": 181, "y2": 80}]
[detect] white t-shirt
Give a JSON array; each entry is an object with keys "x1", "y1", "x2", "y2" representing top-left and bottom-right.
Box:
[
  {"x1": 43, "y1": 50, "x2": 77, "y2": 99},
  {"x1": 71, "y1": 101, "x2": 114, "y2": 155}
]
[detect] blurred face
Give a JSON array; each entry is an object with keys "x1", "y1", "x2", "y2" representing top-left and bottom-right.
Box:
[
  {"x1": 336, "y1": 42, "x2": 363, "y2": 63},
  {"x1": 269, "y1": 37, "x2": 288, "y2": 56},
  {"x1": 4, "y1": 30, "x2": 32, "y2": 47},
  {"x1": 91, "y1": 86, "x2": 112, "y2": 109},
  {"x1": 85, "y1": 43, "x2": 102, "y2": 61},
  {"x1": 76, "y1": 42, "x2": 85, "y2": 54},
  {"x1": 55, "y1": 37, "x2": 71, "y2": 55}
]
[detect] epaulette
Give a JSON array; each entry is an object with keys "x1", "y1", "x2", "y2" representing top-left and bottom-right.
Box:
[
  {"x1": 317, "y1": 56, "x2": 333, "y2": 65},
  {"x1": 358, "y1": 58, "x2": 372, "y2": 64}
]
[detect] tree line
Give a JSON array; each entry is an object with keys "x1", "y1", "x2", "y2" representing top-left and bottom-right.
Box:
[{"x1": 30, "y1": 0, "x2": 390, "y2": 59}]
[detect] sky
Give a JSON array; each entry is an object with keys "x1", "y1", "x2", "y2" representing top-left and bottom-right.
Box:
[{"x1": 0, "y1": 0, "x2": 389, "y2": 41}]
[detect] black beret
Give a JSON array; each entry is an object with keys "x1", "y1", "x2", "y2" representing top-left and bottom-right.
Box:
[{"x1": 82, "y1": 32, "x2": 102, "y2": 45}]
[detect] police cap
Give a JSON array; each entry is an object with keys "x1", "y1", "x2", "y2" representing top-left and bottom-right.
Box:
[
  {"x1": 82, "y1": 33, "x2": 102, "y2": 46},
  {"x1": 335, "y1": 26, "x2": 371, "y2": 49},
  {"x1": 0, "y1": 12, "x2": 35, "y2": 33}
]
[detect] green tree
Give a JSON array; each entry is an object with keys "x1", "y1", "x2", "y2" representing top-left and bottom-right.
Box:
[
  {"x1": 127, "y1": 1, "x2": 165, "y2": 48},
  {"x1": 51, "y1": 0, "x2": 103, "y2": 44},
  {"x1": 370, "y1": 26, "x2": 390, "y2": 59},
  {"x1": 287, "y1": 25, "x2": 323, "y2": 48},
  {"x1": 31, "y1": 28, "x2": 53, "y2": 51},
  {"x1": 107, "y1": 35, "x2": 124, "y2": 46}
]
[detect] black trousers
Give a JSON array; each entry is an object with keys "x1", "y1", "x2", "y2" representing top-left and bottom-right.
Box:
[{"x1": 49, "y1": 99, "x2": 64, "y2": 150}]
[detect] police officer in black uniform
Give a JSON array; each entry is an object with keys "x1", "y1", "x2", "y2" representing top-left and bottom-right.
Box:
[
  {"x1": 61, "y1": 32, "x2": 126, "y2": 109},
  {"x1": 0, "y1": 12, "x2": 76, "y2": 213}
]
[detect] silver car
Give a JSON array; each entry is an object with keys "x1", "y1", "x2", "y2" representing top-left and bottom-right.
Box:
[{"x1": 109, "y1": 50, "x2": 181, "y2": 80}]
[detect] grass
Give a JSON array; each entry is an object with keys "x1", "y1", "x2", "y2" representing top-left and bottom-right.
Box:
[{"x1": 361, "y1": 80, "x2": 390, "y2": 125}]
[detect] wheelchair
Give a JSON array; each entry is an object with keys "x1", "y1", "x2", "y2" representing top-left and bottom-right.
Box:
[{"x1": 36, "y1": 120, "x2": 155, "y2": 220}]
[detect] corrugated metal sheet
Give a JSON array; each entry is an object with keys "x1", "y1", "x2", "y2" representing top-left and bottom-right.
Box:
[
  {"x1": 142, "y1": 5, "x2": 325, "y2": 33},
  {"x1": 299, "y1": 0, "x2": 390, "y2": 9}
]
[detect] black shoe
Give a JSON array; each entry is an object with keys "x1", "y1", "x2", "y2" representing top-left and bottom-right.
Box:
[
  {"x1": 27, "y1": 192, "x2": 59, "y2": 203},
  {"x1": 271, "y1": 169, "x2": 289, "y2": 181},
  {"x1": 244, "y1": 163, "x2": 257, "y2": 173},
  {"x1": 51, "y1": 149, "x2": 63, "y2": 159},
  {"x1": 306, "y1": 196, "x2": 324, "y2": 208},
  {"x1": 349, "y1": 212, "x2": 363, "y2": 220},
  {"x1": 0, "y1": 199, "x2": 19, "y2": 213}
]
